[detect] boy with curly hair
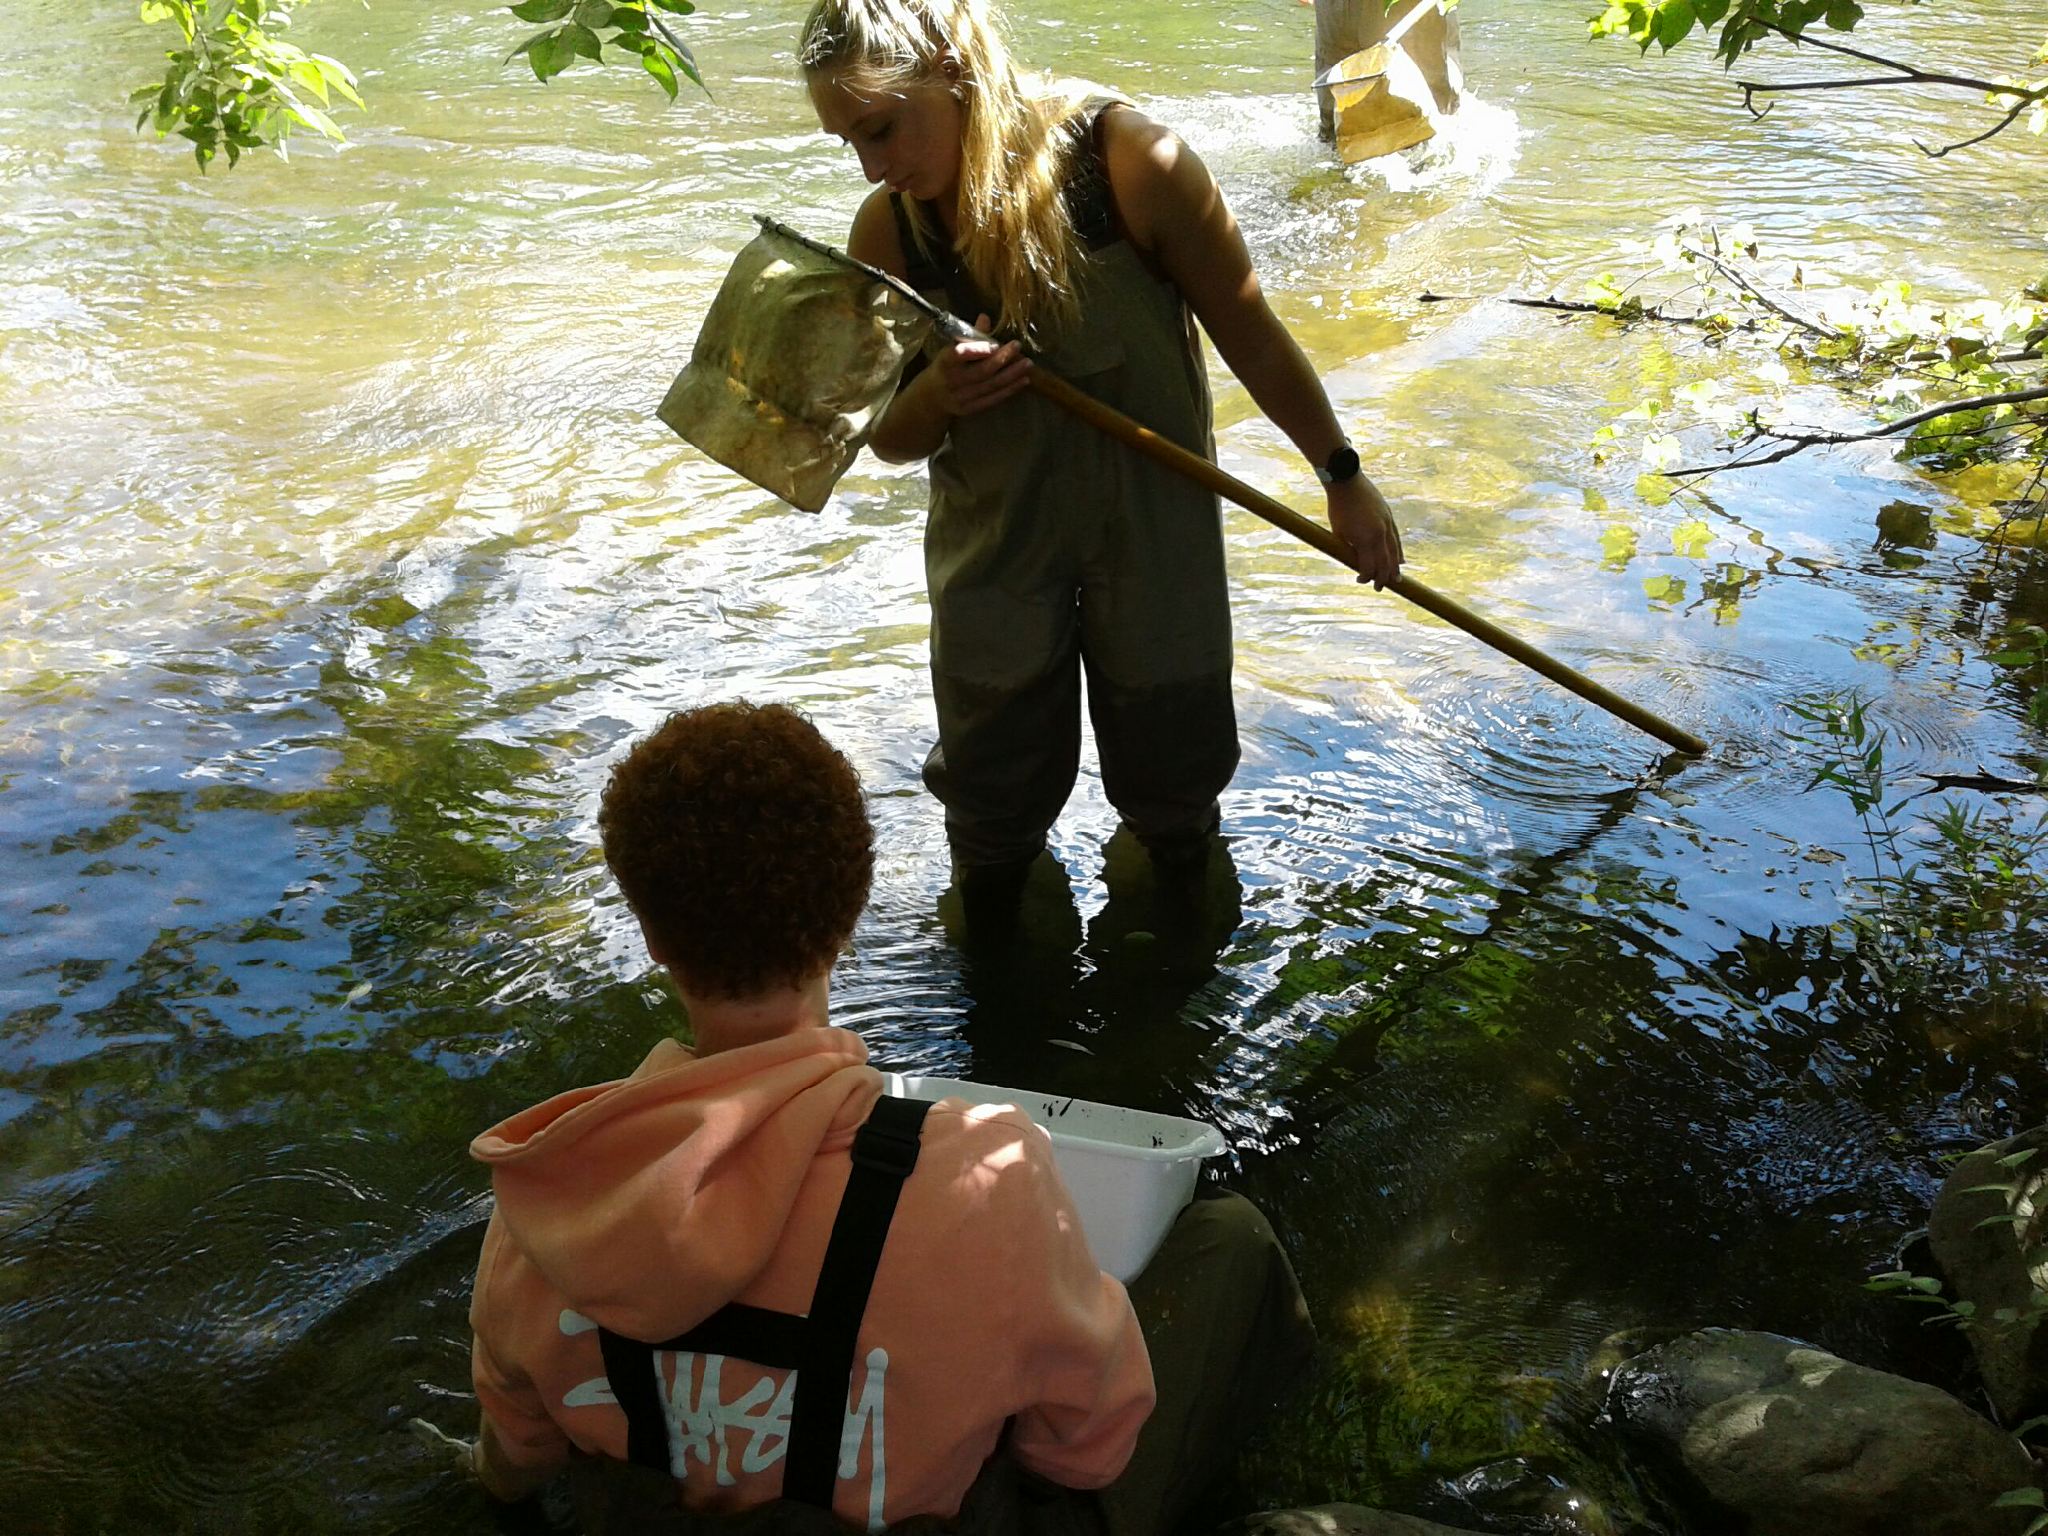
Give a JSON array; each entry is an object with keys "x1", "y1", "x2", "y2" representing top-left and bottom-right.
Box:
[{"x1": 439, "y1": 700, "x2": 1312, "y2": 1533}]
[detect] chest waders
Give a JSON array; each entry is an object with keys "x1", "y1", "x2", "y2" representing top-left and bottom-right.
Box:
[
  {"x1": 595, "y1": 1094, "x2": 933, "y2": 1511},
  {"x1": 894, "y1": 100, "x2": 1240, "y2": 874}
]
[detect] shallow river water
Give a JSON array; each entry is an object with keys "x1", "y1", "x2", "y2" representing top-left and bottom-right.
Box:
[{"x1": 3, "y1": 0, "x2": 2046, "y2": 1528}]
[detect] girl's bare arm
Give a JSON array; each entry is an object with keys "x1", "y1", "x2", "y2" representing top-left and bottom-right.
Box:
[{"x1": 1102, "y1": 110, "x2": 1403, "y2": 587}]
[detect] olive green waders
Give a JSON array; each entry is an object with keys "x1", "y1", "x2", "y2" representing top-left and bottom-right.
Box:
[
  {"x1": 570, "y1": 1193, "x2": 1316, "y2": 1536},
  {"x1": 896, "y1": 103, "x2": 1241, "y2": 873}
]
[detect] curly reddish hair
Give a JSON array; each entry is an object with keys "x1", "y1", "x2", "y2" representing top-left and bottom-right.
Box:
[{"x1": 598, "y1": 702, "x2": 873, "y2": 998}]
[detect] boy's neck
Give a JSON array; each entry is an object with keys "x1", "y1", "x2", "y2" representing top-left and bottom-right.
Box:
[{"x1": 676, "y1": 970, "x2": 832, "y2": 1057}]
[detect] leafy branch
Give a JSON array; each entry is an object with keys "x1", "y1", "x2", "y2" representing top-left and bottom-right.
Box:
[
  {"x1": 1588, "y1": 0, "x2": 2048, "y2": 155},
  {"x1": 131, "y1": 0, "x2": 362, "y2": 170},
  {"x1": 504, "y1": 0, "x2": 706, "y2": 102},
  {"x1": 1572, "y1": 219, "x2": 2047, "y2": 504},
  {"x1": 130, "y1": 0, "x2": 706, "y2": 171}
]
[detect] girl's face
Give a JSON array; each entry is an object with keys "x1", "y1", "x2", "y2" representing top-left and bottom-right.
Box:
[{"x1": 808, "y1": 69, "x2": 966, "y2": 205}]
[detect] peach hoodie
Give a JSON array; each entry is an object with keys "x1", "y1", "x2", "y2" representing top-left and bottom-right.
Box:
[{"x1": 468, "y1": 1025, "x2": 1154, "y2": 1529}]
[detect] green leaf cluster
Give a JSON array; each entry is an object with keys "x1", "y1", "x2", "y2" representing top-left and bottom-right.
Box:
[
  {"x1": 1589, "y1": 0, "x2": 1864, "y2": 63},
  {"x1": 131, "y1": 0, "x2": 361, "y2": 170},
  {"x1": 506, "y1": 0, "x2": 705, "y2": 101},
  {"x1": 1865, "y1": 1145, "x2": 2048, "y2": 1535},
  {"x1": 1994, "y1": 1485, "x2": 2048, "y2": 1536}
]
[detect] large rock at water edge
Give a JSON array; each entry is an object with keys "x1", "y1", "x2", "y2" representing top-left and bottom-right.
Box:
[
  {"x1": 1930, "y1": 1125, "x2": 2048, "y2": 1424},
  {"x1": 1604, "y1": 1328, "x2": 2034, "y2": 1535}
]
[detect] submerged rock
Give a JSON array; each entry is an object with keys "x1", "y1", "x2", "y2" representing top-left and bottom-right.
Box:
[
  {"x1": 1434, "y1": 1456, "x2": 1623, "y2": 1534},
  {"x1": 1603, "y1": 1328, "x2": 2035, "y2": 1535},
  {"x1": 1930, "y1": 1126, "x2": 2048, "y2": 1425},
  {"x1": 1221, "y1": 1509, "x2": 1479, "y2": 1536},
  {"x1": 1583, "y1": 1326, "x2": 1688, "y2": 1388}
]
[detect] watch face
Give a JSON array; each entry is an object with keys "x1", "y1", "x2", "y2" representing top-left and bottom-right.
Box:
[{"x1": 1327, "y1": 446, "x2": 1361, "y2": 482}]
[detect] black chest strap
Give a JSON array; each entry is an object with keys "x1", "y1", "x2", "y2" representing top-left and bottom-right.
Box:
[{"x1": 596, "y1": 1092, "x2": 933, "y2": 1510}]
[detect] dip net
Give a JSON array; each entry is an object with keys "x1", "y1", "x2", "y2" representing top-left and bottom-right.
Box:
[{"x1": 658, "y1": 224, "x2": 933, "y2": 512}]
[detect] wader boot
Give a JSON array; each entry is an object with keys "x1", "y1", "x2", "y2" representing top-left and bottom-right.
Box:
[{"x1": 895, "y1": 98, "x2": 1240, "y2": 882}]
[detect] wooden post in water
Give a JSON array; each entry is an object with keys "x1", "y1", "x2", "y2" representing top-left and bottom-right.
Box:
[{"x1": 1314, "y1": 0, "x2": 1463, "y2": 140}]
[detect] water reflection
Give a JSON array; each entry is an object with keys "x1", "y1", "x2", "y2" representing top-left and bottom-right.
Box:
[{"x1": 936, "y1": 830, "x2": 1246, "y2": 1117}]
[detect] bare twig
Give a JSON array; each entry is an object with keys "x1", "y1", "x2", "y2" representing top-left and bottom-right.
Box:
[
  {"x1": 1682, "y1": 240, "x2": 1837, "y2": 340},
  {"x1": 1901, "y1": 348, "x2": 2044, "y2": 367},
  {"x1": 1667, "y1": 384, "x2": 2048, "y2": 478},
  {"x1": 1728, "y1": 18, "x2": 2048, "y2": 155},
  {"x1": 0, "y1": 1185, "x2": 90, "y2": 1245},
  {"x1": 1990, "y1": 445, "x2": 2048, "y2": 559},
  {"x1": 1417, "y1": 290, "x2": 1751, "y2": 330},
  {"x1": 1916, "y1": 771, "x2": 2047, "y2": 797},
  {"x1": 1919, "y1": 90, "x2": 2044, "y2": 159},
  {"x1": 1751, "y1": 17, "x2": 2027, "y2": 94},
  {"x1": 1740, "y1": 72, "x2": 1921, "y2": 111},
  {"x1": 1814, "y1": 384, "x2": 2048, "y2": 439}
]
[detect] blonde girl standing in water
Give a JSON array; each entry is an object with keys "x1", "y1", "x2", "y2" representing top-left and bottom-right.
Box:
[{"x1": 801, "y1": 0, "x2": 1403, "y2": 901}]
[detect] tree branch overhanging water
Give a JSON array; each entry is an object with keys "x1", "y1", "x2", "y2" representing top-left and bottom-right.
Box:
[{"x1": 1668, "y1": 387, "x2": 2048, "y2": 480}]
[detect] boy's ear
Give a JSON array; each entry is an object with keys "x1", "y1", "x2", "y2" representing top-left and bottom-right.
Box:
[{"x1": 636, "y1": 915, "x2": 673, "y2": 971}]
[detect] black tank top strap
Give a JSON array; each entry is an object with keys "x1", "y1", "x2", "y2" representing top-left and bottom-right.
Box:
[
  {"x1": 1063, "y1": 94, "x2": 1125, "y2": 252},
  {"x1": 890, "y1": 192, "x2": 952, "y2": 295}
]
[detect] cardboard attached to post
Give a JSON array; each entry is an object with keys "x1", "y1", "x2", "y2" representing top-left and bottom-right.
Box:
[{"x1": 1312, "y1": 0, "x2": 1447, "y2": 163}]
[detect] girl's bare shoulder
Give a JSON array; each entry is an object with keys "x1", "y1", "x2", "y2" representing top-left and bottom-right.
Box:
[{"x1": 1096, "y1": 104, "x2": 1213, "y2": 253}]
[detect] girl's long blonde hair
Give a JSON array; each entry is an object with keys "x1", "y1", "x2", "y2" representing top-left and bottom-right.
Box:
[{"x1": 799, "y1": 0, "x2": 1095, "y2": 342}]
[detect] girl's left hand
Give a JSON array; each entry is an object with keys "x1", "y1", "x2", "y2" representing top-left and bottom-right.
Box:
[{"x1": 1327, "y1": 475, "x2": 1403, "y2": 590}]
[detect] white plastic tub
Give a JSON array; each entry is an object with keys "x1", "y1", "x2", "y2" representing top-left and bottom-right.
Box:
[{"x1": 884, "y1": 1074, "x2": 1229, "y2": 1282}]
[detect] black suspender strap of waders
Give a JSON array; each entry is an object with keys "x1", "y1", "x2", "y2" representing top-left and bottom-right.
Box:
[{"x1": 595, "y1": 1092, "x2": 933, "y2": 1510}]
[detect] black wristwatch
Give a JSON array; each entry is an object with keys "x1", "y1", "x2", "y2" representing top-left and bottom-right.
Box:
[{"x1": 1315, "y1": 442, "x2": 1361, "y2": 487}]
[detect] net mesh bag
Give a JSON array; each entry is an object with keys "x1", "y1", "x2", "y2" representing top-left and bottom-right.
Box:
[{"x1": 658, "y1": 227, "x2": 933, "y2": 512}]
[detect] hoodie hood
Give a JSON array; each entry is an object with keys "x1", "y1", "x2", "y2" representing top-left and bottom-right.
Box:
[{"x1": 472, "y1": 1026, "x2": 881, "y2": 1340}]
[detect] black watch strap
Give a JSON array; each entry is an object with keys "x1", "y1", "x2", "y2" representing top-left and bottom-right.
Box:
[{"x1": 1317, "y1": 443, "x2": 1361, "y2": 486}]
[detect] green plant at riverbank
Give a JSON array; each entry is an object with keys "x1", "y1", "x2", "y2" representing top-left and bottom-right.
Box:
[
  {"x1": 1864, "y1": 1145, "x2": 2048, "y2": 1534},
  {"x1": 1992, "y1": 625, "x2": 2048, "y2": 731},
  {"x1": 1865, "y1": 1142, "x2": 2047, "y2": 1346},
  {"x1": 1240, "y1": 1285, "x2": 1571, "y2": 1505},
  {"x1": 1786, "y1": 691, "x2": 2048, "y2": 1031}
]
